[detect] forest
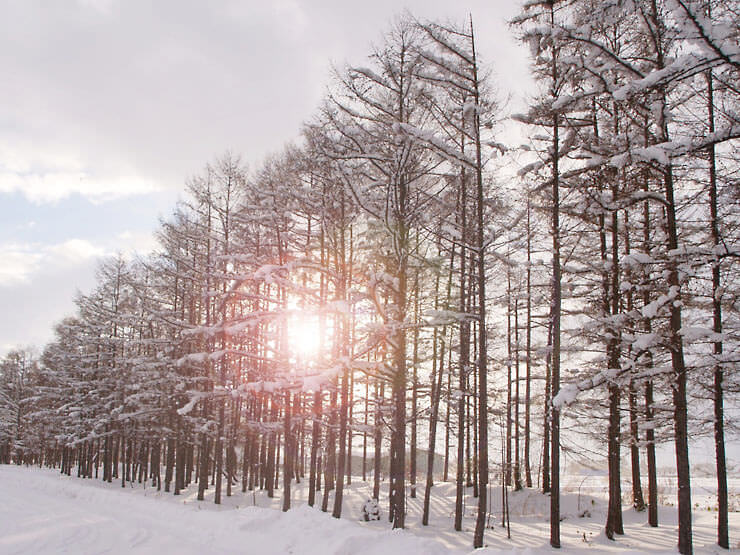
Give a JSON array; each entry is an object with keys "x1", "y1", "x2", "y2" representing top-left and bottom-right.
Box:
[{"x1": 0, "y1": 2, "x2": 738, "y2": 553}]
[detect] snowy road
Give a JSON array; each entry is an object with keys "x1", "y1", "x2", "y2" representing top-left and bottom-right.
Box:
[{"x1": 0, "y1": 465, "x2": 452, "y2": 555}]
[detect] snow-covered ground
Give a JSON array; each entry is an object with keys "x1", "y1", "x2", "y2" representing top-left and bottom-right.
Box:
[{"x1": 0, "y1": 465, "x2": 737, "y2": 554}]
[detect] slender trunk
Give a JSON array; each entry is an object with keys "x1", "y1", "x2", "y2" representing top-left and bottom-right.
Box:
[
  {"x1": 624, "y1": 213, "x2": 646, "y2": 512},
  {"x1": 321, "y1": 388, "x2": 337, "y2": 512},
  {"x1": 390, "y1": 329, "x2": 407, "y2": 529},
  {"x1": 650, "y1": 6, "x2": 692, "y2": 549},
  {"x1": 175, "y1": 435, "x2": 184, "y2": 495},
  {"x1": 274, "y1": 433, "x2": 281, "y2": 490},
  {"x1": 282, "y1": 392, "x2": 292, "y2": 512},
  {"x1": 629, "y1": 379, "x2": 645, "y2": 510},
  {"x1": 605, "y1": 171, "x2": 623, "y2": 539},
  {"x1": 333, "y1": 217, "x2": 350, "y2": 519},
  {"x1": 606, "y1": 381, "x2": 623, "y2": 538},
  {"x1": 311, "y1": 234, "x2": 327, "y2": 506},
  {"x1": 665, "y1": 168, "x2": 692, "y2": 555},
  {"x1": 214, "y1": 402, "x2": 224, "y2": 504},
  {"x1": 444, "y1": 355, "x2": 452, "y2": 483},
  {"x1": 410, "y1": 273, "x2": 420, "y2": 499},
  {"x1": 308, "y1": 391, "x2": 322, "y2": 506},
  {"x1": 471, "y1": 22, "x2": 489, "y2": 546},
  {"x1": 332, "y1": 366, "x2": 349, "y2": 518},
  {"x1": 454, "y1": 174, "x2": 469, "y2": 533},
  {"x1": 472, "y1": 311, "x2": 479, "y2": 498},
  {"x1": 362, "y1": 379, "x2": 368, "y2": 482},
  {"x1": 346, "y1": 374, "x2": 352, "y2": 487},
  {"x1": 103, "y1": 430, "x2": 110, "y2": 483},
  {"x1": 241, "y1": 427, "x2": 250, "y2": 493},
  {"x1": 373, "y1": 382, "x2": 383, "y2": 501},
  {"x1": 165, "y1": 432, "x2": 175, "y2": 493},
  {"x1": 423, "y1": 240, "x2": 454, "y2": 525},
  {"x1": 506, "y1": 265, "x2": 513, "y2": 488},
  {"x1": 707, "y1": 67, "x2": 728, "y2": 550},
  {"x1": 549, "y1": 12, "x2": 562, "y2": 540},
  {"x1": 642, "y1": 155, "x2": 659, "y2": 528},
  {"x1": 387, "y1": 49, "x2": 409, "y2": 531},
  {"x1": 197, "y1": 432, "x2": 209, "y2": 501},
  {"x1": 266, "y1": 397, "x2": 278, "y2": 499},
  {"x1": 525, "y1": 196, "x2": 533, "y2": 488},
  {"x1": 542, "y1": 320, "x2": 552, "y2": 494},
  {"x1": 514, "y1": 298, "x2": 522, "y2": 491},
  {"x1": 112, "y1": 435, "x2": 119, "y2": 479}
]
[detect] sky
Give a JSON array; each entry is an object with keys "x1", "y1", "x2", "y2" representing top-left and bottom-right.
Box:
[
  {"x1": 2, "y1": 1, "x2": 737, "y2": 471},
  {"x1": 0, "y1": 0, "x2": 533, "y2": 354}
]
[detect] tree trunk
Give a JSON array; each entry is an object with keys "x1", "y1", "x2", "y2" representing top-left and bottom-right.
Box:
[
  {"x1": 629, "y1": 380, "x2": 645, "y2": 511},
  {"x1": 707, "y1": 67, "x2": 728, "y2": 550},
  {"x1": 472, "y1": 27, "x2": 490, "y2": 541},
  {"x1": 332, "y1": 367, "x2": 349, "y2": 518},
  {"x1": 605, "y1": 172, "x2": 623, "y2": 539},
  {"x1": 197, "y1": 433, "x2": 209, "y2": 501},
  {"x1": 454, "y1": 172, "x2": 469, "y2": 532},
  {"x1": 373, "y1": 382, "x2": 383, "y2": 501},
  {"x1": 549, "y1": 14, "x2": 562, "y2": 541},
  {"x1": 321, "y1": 388, "x2": 337, "y2": 512},
  {"x1": 423, "y1": 239, "x2": 454, "y2": 525},
  {"x1": 650, "y1": 6, "x2": 692, "y2": 548},
  {"x1": 514, "y1": 299, "x2": 522, "y2": 491},
  {"x1": 214, "y1": 402, "x2": 224, "y2": 504},
  {"x1": 410, "y1": 273, "x2": 420, "y2": 499},
  {"x1": 282, "y1": 392, "x2": 292, "y2": 512},
  {"x1": 525, "y1": 196, "x2": 533, "y2": 488},
  {"x1": 308, "y1": 390, "x2": 322, "y2": 507},
  {"x1": 542, "y1": 320, "x2": 552, "y2": 494}
]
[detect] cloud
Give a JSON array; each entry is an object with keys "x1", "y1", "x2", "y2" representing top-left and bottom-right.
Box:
[
  {"x1": 0, "y1": 171, "x2": 160, "y2": 204},
  {"x1": 0, "y1": 142, "x2": 160, "y2": 204},
  {"x1": 0, "y1": 231, "x2": 159, "y2": 288},
  {"x1": 0, "y1": 238, "x2": 111, "y2": 355},
  {"x1": 115, "y1": 230, "x2": 159, "y2": 255},
  {"x1": 0, "y1": 1, "x2": 531, "y2": 209},
  {"x1": 0, "y1": 257, "x2": 100, "y2": 356},
  {"x1": 0, "y1": 233, "x2": 159, "y2": 356},
  {"x1": 49, "y1": 239, "x2": 106, "y2": 262},
  {"x1": 0, "y1": 239, "x2": 105, "y2": 287},
  {"x1": 0, "y1": 243, "x2": 44, "y2": 286},
  {"x1": 0, "y1": 0, "x2": 533, "y2": 356}
]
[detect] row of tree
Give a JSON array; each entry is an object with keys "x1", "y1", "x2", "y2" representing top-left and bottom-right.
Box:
[{"x1": 1, "y1": 3, "x2": 738, "y2": 552}]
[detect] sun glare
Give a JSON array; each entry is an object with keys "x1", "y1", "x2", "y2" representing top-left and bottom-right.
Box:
[{"x1": 288, "y1": 316, "x2": 320, "y2": 359}]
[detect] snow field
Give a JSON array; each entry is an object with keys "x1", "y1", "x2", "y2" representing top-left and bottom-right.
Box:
[{"x1": 0, "y1": 465, "x2": 737, "y2": 554}]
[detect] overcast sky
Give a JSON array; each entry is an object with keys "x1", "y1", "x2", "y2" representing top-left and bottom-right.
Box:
[{"x1": 0, "y1": 0, "x2": 533, "y2": 354}]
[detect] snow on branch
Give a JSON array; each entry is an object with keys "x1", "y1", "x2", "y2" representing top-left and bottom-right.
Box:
[{"x1": 395, "y1": 122, "x2": 475, "y2": 168}]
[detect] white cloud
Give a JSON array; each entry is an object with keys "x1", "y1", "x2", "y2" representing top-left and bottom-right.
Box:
[
  {"x1": 0, "y1": 243, "x2": 44, "y2": 286},
  {"x1": 0, "y1": 0, "x2": 532, "y2": 356},
  {"x1": 115, "y1": 230, "x2": 159, "y2": 256},
  {"x1": 0, "y1": 232, "x2": 158, "y2": 355},
  {"x1": 0, "y1": 171, "x2": 159, "y2": 204},
  {"x1": 0, "y1": 142, "x2": 85, "y2": 174},
  {"x1": 48, "y1": 239, "x2": 106, "y2": 263},
  {"x1": 0, "y1": 232, "x2": 159, "y2": 288},
  {"x1": 0, "y1": 257, "x2": 100, "y2": 356},
  {"x1": 0, "y1": 142, "x2": 161, "y2": 204},
  {"x1": 0, "y1": 239, "x2": 105, "y2": 287}
]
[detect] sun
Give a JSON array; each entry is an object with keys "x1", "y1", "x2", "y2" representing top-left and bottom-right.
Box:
[{"x1": 287, "y1": 314, "x2": 320, "y2": 360}]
